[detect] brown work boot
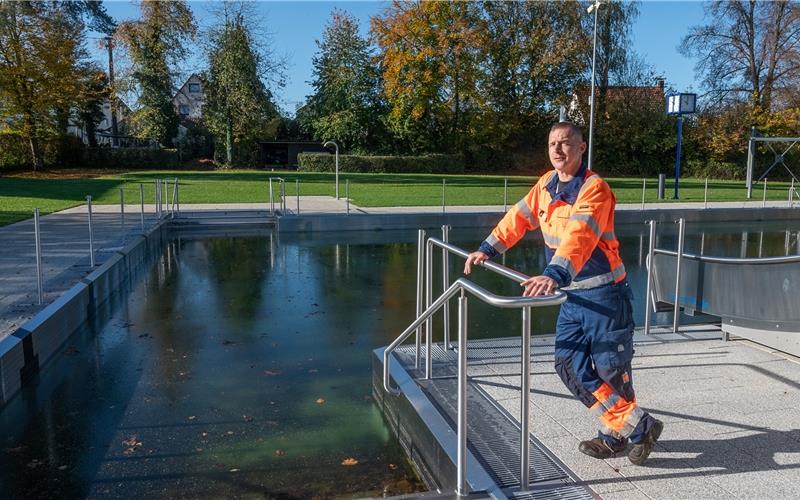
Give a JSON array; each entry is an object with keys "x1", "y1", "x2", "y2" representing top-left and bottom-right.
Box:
[
  {"x1": 628, "y1": 419, "x2": 664, "y2": 465},
  {"x1": 578, "y1": 437, "x2": 627, "y2": 459}
]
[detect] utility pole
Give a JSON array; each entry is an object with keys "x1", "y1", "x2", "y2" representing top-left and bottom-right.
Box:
[{"x1": 105, "y1": 36, "x2": 119, "y2": 147}]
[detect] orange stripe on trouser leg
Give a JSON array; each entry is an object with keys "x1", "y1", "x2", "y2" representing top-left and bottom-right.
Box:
[{"x1": 590, "y1": 382, "x2": 641, "y2": 436}]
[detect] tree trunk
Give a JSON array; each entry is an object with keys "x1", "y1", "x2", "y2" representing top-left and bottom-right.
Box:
[
  {"x1": 225, "y1": 115, "x2": 233, "y2": 165},
  {"x1": 25, "y1": 113, "x2": 43, "y2": 171}
]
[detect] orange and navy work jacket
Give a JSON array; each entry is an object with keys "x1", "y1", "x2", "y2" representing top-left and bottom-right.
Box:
[{"x1": 478, "y1": 163, "x2": 626, "y2": 289}]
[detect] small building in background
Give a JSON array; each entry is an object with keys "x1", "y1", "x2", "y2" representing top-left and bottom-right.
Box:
[
  {"x1": 173, "y1": 74, "x2": 205, "y2": 123},
  {"x1": 259, "y1": 141, "x2": 329, "y2": 169}
]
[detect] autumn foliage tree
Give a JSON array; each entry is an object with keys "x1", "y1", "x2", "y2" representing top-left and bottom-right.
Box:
[
  {"x1": 372, "y1": 1, "x2": 482, "y2": 155},
  {"x1": 0, "y1": 1, "x2": 107, "y2": 169}
]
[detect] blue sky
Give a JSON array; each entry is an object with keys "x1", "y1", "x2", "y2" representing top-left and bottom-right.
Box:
[{"x1": 92, "y1": 0, "x2": 707, "y2": 115}]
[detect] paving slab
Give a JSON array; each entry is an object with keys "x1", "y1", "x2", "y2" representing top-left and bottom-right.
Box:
[{"x1": 471, "y1": 332, "x2": 800, "y2": 499}]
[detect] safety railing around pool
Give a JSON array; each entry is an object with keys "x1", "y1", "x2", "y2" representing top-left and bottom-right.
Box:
[{"x1": 382, "y1": 231, "x2": 566, "y2": 496}]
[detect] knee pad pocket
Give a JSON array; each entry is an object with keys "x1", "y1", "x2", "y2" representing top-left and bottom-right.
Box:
[{"x1": 555, "y1": 356, "x2": 597, "y2": 407}]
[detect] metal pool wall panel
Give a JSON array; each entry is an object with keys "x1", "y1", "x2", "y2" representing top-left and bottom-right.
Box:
[
  {"x1": 278, "y1": 207, "x2": 800, "y2": 232},
  {"x1": 0, "y1": 222, "x2": 169, "y2": 408},
  {"x1": 371, "y1": 349, "x2": 501, "y2": 497}
]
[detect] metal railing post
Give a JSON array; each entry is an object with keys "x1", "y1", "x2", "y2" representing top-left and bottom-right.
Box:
[
  {"x1": 442, "y1": 178, "x2": 446, "y2": 213},
  {"x1": 763, "y1": 178, "x2": 768, "y2": 208},
  {"x1": 281, "y1": 179, "x2": 287, "y2": 213},
  {"x1": 87, "y1": 195, "x2": 95, "y2": 267},
  {"x1": 504, "y1": 178, "x2": 508, "y2": 212},
  {"x1": 442, "y1": 225, "x2": 451, "y2": 350},
  {"x1": 673, "y1": 218, "x2": 685, "y2": 333},
  {"x1": 172, "y1": 177, "x2": 178, "y2": 214},
  {"x1": 641, "y1": 178, "x2": 646, "y2": 210},
  {"x1": 519, "y1": 306, "x2": 532, "y2": 491},
  {"x1": 790, "y1": 178, "x2": 795, "y2": 207},
  {"x1": 269, "y1": 178, "x2": 274, "y2": 214},
  {"x1": 456, "y1": 291, "x2": 469, "y2": 497},
  {"x1": 416, "y1": 230, "x2": 426, "y2": 369},
  {"x1": 425, "y1": 240, "x2": 434, "y2": 379},
  {"x1": 119, "y1": 188, "x2": 125, "y2": 231},
  {"x1": 163, "y1": 178, "x2": 168, "y2": 214},
  {"x1": 154, "y1": 180, "x2": 160, "y2": 218},
  {"x1": 34, "y1": 208, "x2": 43, "y2": 305},
  {"x1": 704, "y1": 178, "x2": 709, "y2": 209},
  {"x1": 644, "y1": 220, "x2": 656, "y2": 335},
  {"x1": 346, "y1": 179, "x2": 350, "y2": 215},
  {"x1": 296, "y1": 179, "x2": 300, "y2": 215},
  {"x1": 175, "y1": 177, "x2": 179, "y2": 213},
  {"x1": 139, "y1": 183, "x2": 145, "y2": 231}
]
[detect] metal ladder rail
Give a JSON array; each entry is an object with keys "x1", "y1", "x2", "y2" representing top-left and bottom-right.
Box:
[
  {"x1": 385, "y1": 235, "x2": 566, "y2": 496},
  {"x1": 268, "y1": 177, "x2": 287, "y2": 215}
]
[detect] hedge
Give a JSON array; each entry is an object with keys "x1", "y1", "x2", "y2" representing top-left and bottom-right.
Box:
[
  {"x1": 297, "y1": 153, "x2": 465, "y2": 174},
  {"x1": 81, "y1": 147, "x2": 178, "y2": 169}
]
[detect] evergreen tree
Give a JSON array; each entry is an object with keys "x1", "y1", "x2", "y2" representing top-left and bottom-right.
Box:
[{"x1": 301, "y1": 9, "x2": 385, "y2": 153}]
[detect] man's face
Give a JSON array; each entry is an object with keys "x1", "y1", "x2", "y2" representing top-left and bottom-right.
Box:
[{"x1": 548, "y1": 127, "x2": 587, "y2": 175}]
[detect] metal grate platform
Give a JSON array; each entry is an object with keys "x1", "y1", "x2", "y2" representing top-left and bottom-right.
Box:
[{"x1": 392, "y1": 341, "x2": 594, "y2": 499}]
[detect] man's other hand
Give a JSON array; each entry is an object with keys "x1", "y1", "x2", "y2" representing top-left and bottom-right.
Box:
[
  {"x1": 463, "y1": 251, "x2": 489, "y2": 275},
  {"x1": 521, "y1": 275, "x2": 558, "y2": 296}
]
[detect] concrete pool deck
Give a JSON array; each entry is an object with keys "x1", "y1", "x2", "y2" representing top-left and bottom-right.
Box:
[{"x1": 377, "y1": 325, "x2": 800, "y2": 499}]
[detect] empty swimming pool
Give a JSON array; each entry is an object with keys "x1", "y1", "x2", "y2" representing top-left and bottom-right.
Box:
[{"x1": 0, "y1": 218, "x2": 798, "y2": 498}]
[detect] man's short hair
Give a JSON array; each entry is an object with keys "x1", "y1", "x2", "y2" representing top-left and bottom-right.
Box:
[{"x1": 550, "y1": 121, "x2": 584, "y2": 142}]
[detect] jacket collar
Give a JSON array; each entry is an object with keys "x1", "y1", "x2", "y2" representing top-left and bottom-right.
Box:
[{"x1": 545, "y1": 162, "x2": 589, "y2": 204}]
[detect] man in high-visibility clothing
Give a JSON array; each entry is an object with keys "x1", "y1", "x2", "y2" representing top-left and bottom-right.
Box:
[{"x1": 464, "y1": 122, "x2": 663, "y2": 465}]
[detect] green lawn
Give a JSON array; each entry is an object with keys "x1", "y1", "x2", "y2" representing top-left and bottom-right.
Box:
[{"x1": 0, "y1": 169, "x2": 794, "y2": 226}]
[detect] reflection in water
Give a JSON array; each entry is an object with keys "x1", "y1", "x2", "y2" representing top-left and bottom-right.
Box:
[{"x1": 0, "y1": 219, "x2": 798, "y2": 498}]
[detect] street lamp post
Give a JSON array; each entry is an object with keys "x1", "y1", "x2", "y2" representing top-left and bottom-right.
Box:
[
  {"x1": 323, "y1": 140, "x2": 340, "y2": 199},
  {"x1": 587, "y1": 0, "x2": 603, "y2": 171}
]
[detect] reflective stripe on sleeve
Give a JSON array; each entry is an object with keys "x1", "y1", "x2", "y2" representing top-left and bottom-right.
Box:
[
  {"x1": 515, "y1": 199, "x2": 538, "y2": 228},
  {"x1": 569, "y1": 213, "x2": 601, "y2": 239},
  {"x1": 485, "y1": 233, "x2": 508, "y2": 254},
  {"x1": 602, "y1": 231, "x2": 616, "y2": 241},
  {"x1": 549, "y1": 255, "x2": 577, "y2": 278}
]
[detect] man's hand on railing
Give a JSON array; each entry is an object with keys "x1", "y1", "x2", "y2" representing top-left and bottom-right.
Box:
[
  {"x1": 463, "y1": 251, "x2": 489, "y2": 275},
  {"x1": 521, "y1": 275, "x2": 558, "y2": 297}
]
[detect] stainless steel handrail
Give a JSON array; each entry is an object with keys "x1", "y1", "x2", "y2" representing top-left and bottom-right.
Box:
[
  {"x1": 423, "y1": 236, "x2": 533, "y2": 378},
  {"x1": 653, "y1": 248, "x2": 800, "y2": 264},
  {"x1": 387, "y1": 235, "x2": 566, "y2": 496}
]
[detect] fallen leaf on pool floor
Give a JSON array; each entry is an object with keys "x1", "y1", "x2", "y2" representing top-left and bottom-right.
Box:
[
  {"x1": 315, "y1": 398, "x2": 325, "y2": 405},
  {"x1": 341, "y1": 458, "x2": 358, "y2": 466}
]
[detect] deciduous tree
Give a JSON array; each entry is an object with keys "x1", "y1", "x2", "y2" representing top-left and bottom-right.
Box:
[
  {"x1": 203, "y1": 2, "x2": 283, "y2": 166},
  {"x1": 117, "y1": 0, "x2": 196, "y2": 147},
  {"x1": 372, "y1": 1, "x2": 482, "y2": 154},
  {"x1": 0, "y1": 1, "x2": 94, "y2": 169},
  {"x1": 681, "y1": 0, "x2": 800, "y2": 111}
]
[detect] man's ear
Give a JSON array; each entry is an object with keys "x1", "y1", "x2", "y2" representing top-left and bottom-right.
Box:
[{"x1": 580, "y1": 142, "x2": 587, "y2": 154}]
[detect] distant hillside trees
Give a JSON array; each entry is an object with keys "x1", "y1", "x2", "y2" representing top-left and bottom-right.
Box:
[
  {"x1": 203, "y1": 2, "x2": 283, "y2": 166},
  {"x1": 117, "y1": 0, "x2": 196, "y2": 147},
  {"x1": 298, "y1": 9, "x2": 386, "y2": 154}
]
